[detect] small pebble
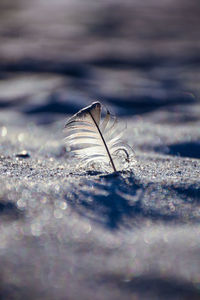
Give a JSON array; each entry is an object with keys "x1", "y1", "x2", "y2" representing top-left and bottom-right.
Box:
[{"x1": 15, "y1": 150, "x2": 30, "y2": 159}]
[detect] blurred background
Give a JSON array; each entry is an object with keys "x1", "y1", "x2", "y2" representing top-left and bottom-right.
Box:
[{"x1": 0, "y1": 0, "x2": 200, "y2": 124}]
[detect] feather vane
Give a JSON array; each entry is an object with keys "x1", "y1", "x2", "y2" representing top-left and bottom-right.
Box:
[{"x1": 64, "y1": 101, "x2": 134, "y2": 172}]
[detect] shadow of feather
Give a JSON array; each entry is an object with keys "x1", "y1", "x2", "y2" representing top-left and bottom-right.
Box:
[{"x1": 66, "y1": 175, "x2": 182, "y2": 230}]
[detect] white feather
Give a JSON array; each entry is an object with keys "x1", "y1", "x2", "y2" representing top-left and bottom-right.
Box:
[{"x1": 64, "y1": 101, "x2": 134, "y2": 172}]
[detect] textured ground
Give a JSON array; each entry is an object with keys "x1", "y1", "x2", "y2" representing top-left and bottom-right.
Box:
[{"x1": 0, "y1": 0, "x2": 200, "y2": 299}]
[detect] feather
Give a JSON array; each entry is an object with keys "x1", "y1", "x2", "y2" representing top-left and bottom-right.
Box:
[{"x1": 64, "y1": 101, "x2": 134, "y2": 172}]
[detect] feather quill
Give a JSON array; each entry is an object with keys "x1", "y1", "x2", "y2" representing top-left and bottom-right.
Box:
[{"x1": 64, "y1": 101, "x2": 134, "y2": 172}]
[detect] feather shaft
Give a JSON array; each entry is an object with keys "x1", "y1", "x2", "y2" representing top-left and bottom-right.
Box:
[{"x1": 88, "y1": 110, "x2": 117, "y2": 172}]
